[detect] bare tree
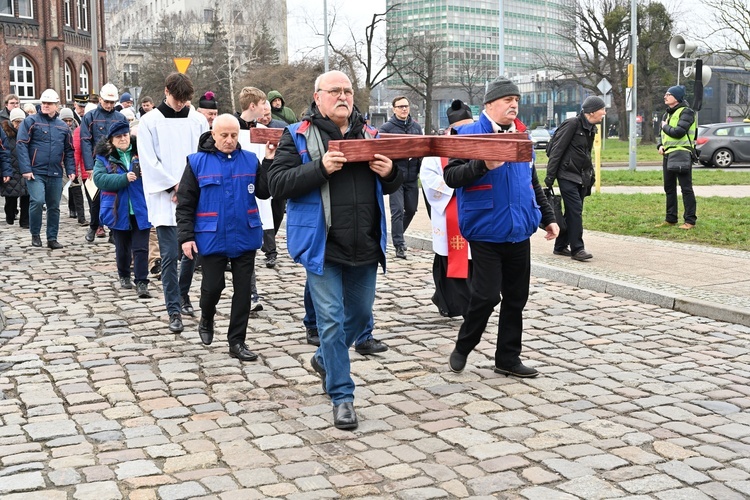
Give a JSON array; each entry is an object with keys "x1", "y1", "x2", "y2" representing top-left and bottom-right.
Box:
[
  {"x1": 704, "y1": 0, "x2": 750, "y2": 67},
  {"x1": 454, "y1": 52, "x2": 492, "y2": 105},
  {"x1": 390, "y1": 35, "x2": 447, "y2": 133}
]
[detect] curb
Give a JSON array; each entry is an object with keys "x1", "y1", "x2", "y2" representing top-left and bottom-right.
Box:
[{"x1": 405, "y1": 233, "x2": 750, "y2": 328}]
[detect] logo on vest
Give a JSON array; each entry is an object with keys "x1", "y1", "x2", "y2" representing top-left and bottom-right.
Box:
[{"x1": 248, "y1": 184, "x2": 255, "y2": 194}]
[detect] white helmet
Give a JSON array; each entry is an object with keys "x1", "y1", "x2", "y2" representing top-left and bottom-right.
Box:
[
  {"x1": 40, "y1": 89, "x2": 60, "y2": 103},
  {"x1": 100, "y1": 83, "x2": 119, "y2": 101},
  {"x1": 84, "y1": 103, "x2": 97, "y2": 114}
]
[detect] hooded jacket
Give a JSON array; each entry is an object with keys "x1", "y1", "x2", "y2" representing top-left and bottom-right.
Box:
[
  {"x1": 176, "y1": 131, "x2": 270, "y2": 258},
  {"x1": 92, "y1": 136, "x2": 150, "y2": 231},
  {"x1": 0, "y1": 120, "x2": 27, "y2": 198},
  {"x1": 268, "y1": 104, "x2": 403, "y2": 275},
  {"x1": 80, "y1": 105, "x2": 128, "y2": 171},
  {"x1": 16, "y1": 112, "x2": 75, "y2": 177},
  {"x1": 444, "y1": 112, "x2": 554, "y2": 243},
  {"x1": 267, "y1": 90, "x2": 298, "y2": 125}
]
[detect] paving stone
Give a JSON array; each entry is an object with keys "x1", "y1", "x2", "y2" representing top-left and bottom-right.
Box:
[
  {"x1": 114, "y1": 459, "x2": 162, "y2": 480},
  {"x1": 23, "y1": 419, "x2": 78, "y2": 441},
  {"x1": 157, "y1": 481, "x2": 207, "y2": 500},
  {"x1": 72, "y1": 481, "x2": 123, "y2": 500},
  {"x1": 0, "y1": 471, "x2": 45, "y2": 494}
]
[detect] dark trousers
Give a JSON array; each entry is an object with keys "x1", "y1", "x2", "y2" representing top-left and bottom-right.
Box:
[
  {"x1": 455, "y1": 239, "x2": 530, "y2": 368},
  {"x1": 261, "y1": 229, "x2": 276, "y2": 260},
  {"x1": 68, "y1": 183, "x2": 86, "y2": 223},
  {"x1": 112, "y1": 217, "x2": 150, "y2": 283},
  {"x1": 271, "y1": 197, "x2": 286, "y2": 233},
  {"x1": 389, "y1": 177, "x2": 419, "y2": 248},
  {"x1": 662, "y1": 160, "x2": 697, "y2": 225},
  {"x1": 555, "y1": 178, "x2": 588, "y2": 254},
  {"x1": 4, "y1": 195, "x2": 29, "y2": 226},
  {"x1": 199, "y1": 251, "x2": 256, "y2": 346},
  {"x1": 85, "y1": 187, "x2": 101, "y2": 229}
]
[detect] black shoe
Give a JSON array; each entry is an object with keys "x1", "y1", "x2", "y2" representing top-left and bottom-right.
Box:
[
  {"x1": 229, "y1": 342, "x2": 258, "y2": 362},
  {"x1": 136, "y1": 282, "x2": 151, "y2": 299},
  {"x1": 85, "y1": 228, "x2": 95, "y2": 243},
  {"x1": 20, "y1": 222, "x2": 29, "y2": 229},
  {"x1": 6, "y1": 217, "x2": 14, "y2": 225},
  {"x1": 108, "y1": 233, "x2": 115, "y2": 244},
  {"x1": 354, "y1": 338, "x2": 388, "y2": 355},
  {"x1": 69, "y1": 210, "x2": 77, "y2": 219},
  {"x1": 306, "y1": 327, "x2": 320, "y2": 346},
  {"x1": 47, "y1": 240, "x2": 63, "y2": 250},
  {"x1": 494, "y1": 362, "x2": 539, "y2": 378},
  {"x1": 310, "y1": 355, "x2": 327, "y2": 393},
  {"x1": 553, "y1": 248, "x2": 572, "y2": 256},
  {"x1": 199, "y1": 316, "x2": 214, "y2": 346},
  {"x1": 119, "y1": 276, "x2": 133, "y2": 289},
  {"x1": 180, "y1": 296, "x2": 195, "y2": 316},
  {"x1": 333, "y1": 402, "x2": 358, "y2": 430},
  {"x1": 150, "y1": 259, "x2": 161, "y2": 279},
  {"x1": 168, "y1": 313, "x2": 184, "y2": 333},
  {"x1": 78, "y1": 218, "x2": 88, "y2": 226},
  {"x1": 571, "y1": 249, "x2": 593, "y2": 261},
  {"x1": 395, "y1": 246, "x2": 407, "y2": 259},
  {"x1": 449, "y1": 350, "x2": 467, "y2": 373},
  {"x1": 31, "y1": 235, "x2": 42, "y2": 247},
  {"x1": 265, "y1": 256, "x2": 276, "y2": 268}
]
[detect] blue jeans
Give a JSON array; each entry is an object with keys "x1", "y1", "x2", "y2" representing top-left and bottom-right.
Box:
[
  {"x1": 304, "y1": 279, "x2": 374, "y2": 346},
  {"x1": 156, "y1": 226, "x2": 195, "y2": 316},
  {"x1": 308, "y1": 262, "x2": 377, "y2": 405},
  {"x1": 26, "y1": 175, "x2": 62, "y2": 240}
]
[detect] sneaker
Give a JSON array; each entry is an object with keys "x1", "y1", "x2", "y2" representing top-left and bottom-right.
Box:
[
  {"x1": 168, "y1": 313, "x2": 184, "y2": 333},
  {"x1": 265, "y1": 256, "x2": 277, "y2": 268},
  {"x1": 136, "y1": 282, "x2": 151, "y2": 298},
  {"x1": 96, "y1": 226, "x2": 106, "y2": 238},
  {"x1": 354, "y1": 337, "x2": 388, "y2": 355},
  {"x1": 119, "y1": 277, "x2": 133, "y2": 289},
  {"x1": 85, "y1": 228, "x2": 95, "y2": 243},
  {"x1": 180, "y1": 296, "x2": 195, "y2": 316},
  {"x1": 251, "y1": 294, "x2": 263, "y2": 312},
  {"x1": 449, "y1": 350, "x2": 467, "y2": 373}
]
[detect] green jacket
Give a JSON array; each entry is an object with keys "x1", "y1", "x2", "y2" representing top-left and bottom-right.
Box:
[{"x1": 268, "y1": 90, "x2": 298, "y2": 125}]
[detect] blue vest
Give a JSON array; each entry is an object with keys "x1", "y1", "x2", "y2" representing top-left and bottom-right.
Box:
[
  {"x1": 453, "y1": 114, "x2": 541, "y2": 243},
  {"x1": 287, "y1": 121, "x2": 388, "y2": 275},
  {"x1": 186, "y1": 149, "x2": 263, "y2": 258},
  {"x1": 98, "y1": 156, "x2": 151, "y2": 232}
]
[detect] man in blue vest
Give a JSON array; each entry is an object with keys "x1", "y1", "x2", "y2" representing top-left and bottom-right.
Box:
[
  {"x1": 656, "y1": 85, "x2": 697, "y2": 229},
  {"x1": 268, "y1": 70, "x2": 403, "y2": 430},
  {"x1": 176, "y1": 114, "x2": 270, "y2": 361},
  {"x1": 444, "y1": 77, "x2": 558, "y2": 378}
]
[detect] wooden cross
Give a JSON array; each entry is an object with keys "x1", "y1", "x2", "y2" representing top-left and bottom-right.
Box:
[{"x1": 249, "y1": 128, "x2": 532, "y2": 162}]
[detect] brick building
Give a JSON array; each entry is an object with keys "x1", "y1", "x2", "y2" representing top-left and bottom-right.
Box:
[{"x1": 0, "y1": 0, "x2": 107, "y2": 105}]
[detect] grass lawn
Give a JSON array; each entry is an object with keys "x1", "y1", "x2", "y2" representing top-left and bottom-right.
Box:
[
  {"x1": 536, "y1": 137, "x2": 667, "y2": 164},
  {"x1": 583, "y1": 193, "x2": 750, "y2": 251},
  {"x1": 536, "y1": 168, "x2": 750, "y2": 186}
]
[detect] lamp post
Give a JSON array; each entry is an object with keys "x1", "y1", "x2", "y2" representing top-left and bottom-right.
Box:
[
  {"x1": 323, "y1": 0, "x2": 329, "y2": 72},
  {"x1": 498, "y1": 0, "x2": 504, "y2": 76}
]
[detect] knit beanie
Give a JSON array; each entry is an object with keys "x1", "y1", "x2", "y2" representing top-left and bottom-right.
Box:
[
  {"x1": 446, "y1": 100, "x2": 473, "y2": 124},
  {"x1": 667, "y1": 85, "x2": 686, "y2": 102},
  {"x1": 484, "y1": 77, "x2": 520, "y2": 104},
  {"x1": 9, "y1": 108, "x2": 25, "y2": 121},
  {"x1": 59, "y1": 108, "x2": 75, "y2": 120},
  {"x1": 581, "y1": 96, "x2": 606, "y2": 113},
  {"x1": 199, "y1": 91, "x2": 218, "y2": 110},
  {"x1": 108, "y1": 120, "x2": 130, "y2": 138},
  {"x1": 119, "y1": 92, "x2": 132, "y2": 103}
]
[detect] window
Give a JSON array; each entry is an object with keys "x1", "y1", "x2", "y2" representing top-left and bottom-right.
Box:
[
  {"x1": 18, "y1": 0, "x2": 32, "y2": 17},
  {"x1": 1, "y1": 0, "x2": 12, "y2": 16},
  {"x1": 123, "y1": 63, "x2": 138, "y2": 86},
  {"x1": 727, "y1": 83, "x2": 737, "y2": 105},
  {"x1": 79, "y1": 65, "x2": 90, "y2": 94},
  {"x1": 77, "y1": 0, "x2": 88, "y2": 31},
  {"x1": 9, "y1": 55, "x2": 35, "y2": 99},
  {"x1": 203, "y1": 8, "x2": 213, "y2": 22},
  {"x1": 65, "y1": 63, "x2": 74, "y2": 102},
  {"x1": 64, "y1": 0, "x2": 71, "y2": 25}
]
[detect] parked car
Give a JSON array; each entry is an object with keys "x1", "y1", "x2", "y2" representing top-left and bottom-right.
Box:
[
  {"x1": 530, "y1": 128, "x2": 551, "y2": 150},
  {"x1": 695, "y1": 122, "x2": 750, "y2": 167}
]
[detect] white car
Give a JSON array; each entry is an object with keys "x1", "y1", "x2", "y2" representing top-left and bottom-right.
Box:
[{"x1": 530, "y1": 128, "x2": 551, "y2": 150}]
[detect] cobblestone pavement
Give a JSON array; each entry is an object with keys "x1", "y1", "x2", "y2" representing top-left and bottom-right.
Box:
[{"x1": 1, "y1": 215, "x2": 750, "y2": 500}]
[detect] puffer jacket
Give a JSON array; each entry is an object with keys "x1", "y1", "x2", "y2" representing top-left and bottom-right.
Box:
[
  {"x1": 544, "y1": 113, "x2": 596, "y2": 188},
  {"x1": 268, "y1": 90, "x2": 298, "y2": 125},
  {"x1": 92, "y1": 137, "x2": 150, "y2": 232},
  {"x1": 0, "y1": 120, "x2": 27, "y2": 198},
  {"x1": 379, "y1": 114, "x2": 424, "y2": 182},
  {"x1": 16, "y1": 112, "x2": 75, "y2": 177},
  {"x1": 80, "y1": 105, "x2": 127, "y2": 171}
]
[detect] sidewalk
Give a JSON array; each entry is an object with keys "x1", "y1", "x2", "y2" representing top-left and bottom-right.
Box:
[{"x1": 400, "y1": 185, "x2": 750, "y2": 327}]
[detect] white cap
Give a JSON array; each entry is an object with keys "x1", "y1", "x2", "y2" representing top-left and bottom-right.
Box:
[
  {"x1": 84, "y1": 103, "x2": 97, "y2": 114},
  {"x1": 100, "y1": 83, "x2": 118, "y2": 101},
  {"x1": 9, "y1": 108, "x2": 25, "y2": 121},
  {"x1": 40, "y1": 89, "x2": 60, "y2": 103}
]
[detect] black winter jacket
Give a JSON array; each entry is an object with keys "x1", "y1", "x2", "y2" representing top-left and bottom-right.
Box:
[
  {"x1": 379, "y1": 115, "x2": 423, "y2": 182},
  {"x1": 545, "y1": 113, "x2": 596, "y2": 188},
  {"x1": 0, "y1": 121, "x2": 27, "y2": 198}
]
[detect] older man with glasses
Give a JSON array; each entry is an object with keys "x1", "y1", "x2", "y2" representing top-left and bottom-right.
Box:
[{"x1": 80, "y1": 83, "x2": 128, "y2": 243}]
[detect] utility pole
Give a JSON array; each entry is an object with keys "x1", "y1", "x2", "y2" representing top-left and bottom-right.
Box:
[
  {"x1": 91, "y1": 0, "x2": 99, "y2": 92},
  {"x1": 323, "y1": 0, "x2": 329, "y2": 72},
  {"x1": 498, "y1": 0, "x2": 504, "y2": 76},
  {"x1": 628, "y1": 0, "x2": 637, "y2": 171}
]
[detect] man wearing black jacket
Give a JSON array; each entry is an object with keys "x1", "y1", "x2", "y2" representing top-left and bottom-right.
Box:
[{"x1": 545, "y1": 96, "x2": 606, "y2": 261}]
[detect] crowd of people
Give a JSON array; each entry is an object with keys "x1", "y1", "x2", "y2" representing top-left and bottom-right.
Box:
[{"x1": 0, "y1": 70, "x2": 696, "y2": 430}]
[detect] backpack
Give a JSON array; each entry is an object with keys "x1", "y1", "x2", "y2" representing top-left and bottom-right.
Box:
[{"x1": 545, "y1": 128, "x2": 560, "y2": 157}]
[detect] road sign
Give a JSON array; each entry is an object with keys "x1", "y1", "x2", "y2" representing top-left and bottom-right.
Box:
[
  {"x1": 469, "y1": 105, "x2": 480, "y2": 118},
  {"x1": 173, "y1": 58, "x2": 192, "y2": 74},
  {"x1": 597, "y1": 78, "x2": 612, "y2": 95}
]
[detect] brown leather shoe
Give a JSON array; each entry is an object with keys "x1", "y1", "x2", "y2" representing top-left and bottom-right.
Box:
[
  {"x1": 679, "y1": 223, "x2": 695, "y2": 230},
  {"x1": 654, "y1": 221, "x2": 677, "y2": 227}
]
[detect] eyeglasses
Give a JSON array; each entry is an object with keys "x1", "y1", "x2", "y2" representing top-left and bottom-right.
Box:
[
  {"x1": 664, "y1": 93, "x2": 672, "y2": 97},
  {"x1": 394, "y1": 104, "x2": 410, "y2": 109},
  {"x1": 317, "y1": 87, "x2": 354, "y2": 98}
]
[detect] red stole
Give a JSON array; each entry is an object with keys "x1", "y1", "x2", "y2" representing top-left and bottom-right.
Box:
[{"x1": 441, "y1": 158, "x2": 469, "y2": 278}]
